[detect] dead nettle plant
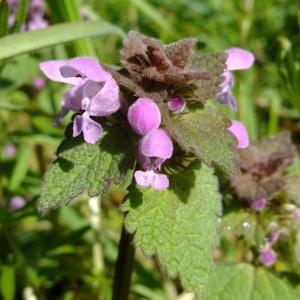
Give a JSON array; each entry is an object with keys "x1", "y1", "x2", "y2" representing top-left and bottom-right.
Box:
[{"x1": 38, "y1": 31, "x2": 254, "y2": 298}]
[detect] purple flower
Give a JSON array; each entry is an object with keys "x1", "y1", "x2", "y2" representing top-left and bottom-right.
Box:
[
  {"x1": 135, "y1": 129, "x2": 173, "y2": 191},
  {"x1": 32, "y1": 76, "x2": 46, "y2": 90},
  {"x1": 5, "y1": 144, "x2": 16, "y2": 157},
  {"x1": 250, "y1": 198, "x2": 267, "y2": 212},
  {"x1": 167, "y1": 95, "x2": 186, "y2": 114},
  {"x1": 228, "y1": 120, "x2": 249, "y2": 149},
  {"x1": 127, "y1": 98, "x2": 161, "y2": 136},
  {"x1": 10, "y1": 196, "x2": 25, "y2": 210},
  {"x1": 258, "y1": 247, "x2": 277, "y2": 267},
  {"x1": 8, "y1": 0, "x2": 48, "y2": 31},
  {"x1": 217, "y1": 48, "x2": 255, "y2": 110},
  {"x1": 40, "y1": 57, "x2": 120, "y2": 144}
]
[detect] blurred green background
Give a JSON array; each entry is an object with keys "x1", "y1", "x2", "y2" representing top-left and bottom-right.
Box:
[{"x1": 0, "y1": 0, "x2": 299, "y2": 299}]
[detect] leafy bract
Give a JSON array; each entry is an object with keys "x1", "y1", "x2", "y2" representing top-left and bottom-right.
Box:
[
  {"x1": 168, "y1": 107, "x2": 239, "y2": 175},
  {"x1": 203, "y1": 262, "x2": 300, "y2": 300},
  {"x1": 39, "y1": 128, "x2": 133, "y2": 213},
  {"x1": 122, "y1": 162, "x2": 222, "y2": 297}
]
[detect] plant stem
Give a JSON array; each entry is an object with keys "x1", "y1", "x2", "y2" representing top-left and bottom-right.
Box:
[{"x1": 112, "y1": 224, "x2": 135, "y2": 300}]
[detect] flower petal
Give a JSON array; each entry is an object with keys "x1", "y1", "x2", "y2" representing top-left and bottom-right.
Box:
[
  {"x1": 73, "y1": 115, "x2": 83, "y2": 137},
  {"x1": 228, "y1": 120, "x2": 249, "y2": 149},
  {"x1": 128, "y1": 98, "x2": 161, "y2": 135},
  {"x1": 86, "y1": 75, "x2": 120, "y2": 117},
  {"x1": 39, "y1": 60, "x2": 79, "y2": 85},
  {"x1": 151, "y1": 173, "x2": 169, "y2": 191},
  {"x1": 216, "y1": 90, "x2": 238, "y2": 111},
  {"x1": 82, "y1": 113, "x2": 103, "y2": 144},
  {"x1": 140, "y1": 128, "x2": 173, "y2": 159},
  {"x1": 60, "y1": 57, "x2": 108, "y2": 82},
  {"x1": 134, "y1": 170, "x2": 154, "y2": 188},
  {"x1": 258, "y1": 248, "x2": 277, "y2": 267},
  {"x1": 226, "y1": 48, "x2": 255, "y2": 71}
]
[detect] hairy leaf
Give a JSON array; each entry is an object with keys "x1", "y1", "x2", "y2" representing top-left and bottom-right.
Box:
[
  {"x1": 39, "y1": 129, "x2": 133, "y2": 212},
  {"x1": 203, "y1": 263, "x2": 300, "y2": 300},
  {"x1": 122, "y1": 162, "x2": 222, "y2": 297},
  {"x1": 165, "y1": 38, "x2": 197, "y2": 68},
  {"x1": 120, "y1": 31, "x2": 219, "y2": 88},
  {"x1": 282, "y1": 176, "x2": 300, "y2": 206},
  {"x1": 187, "y1": 52, "x2": 227, "y2": 101},
  {"x1": 230, "y1": 132, "x2": 296, "y2": 201},
  {"x1": 168, "y1": 107, "x2": 239, "y2": 175},
  {"x1": 239, "y1": 131, "x2": 295, "y2": 176},
  {"x1": 231, "y1": 173, "x2": 285, "y2": 200}
]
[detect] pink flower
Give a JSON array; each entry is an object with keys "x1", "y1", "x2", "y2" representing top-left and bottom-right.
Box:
[
  {"x1": 228, "y1": 120, "x2": 249, "y2": 149},
  {"x1": 217, "y1": 48, "x2": 255, "y2": 111},
  {"x1": 40, "y1": 57, "x2": 120, "y2": 144},
  {"x1": 5, "y1": 144, "x2": 16, "y2": 157},
  {"x1": 10, "y1": 196, "x2": 25, "y2": 210},
  {"x1": 167, "y1": 95, "x2": 186, "y2": 114},
  {"x1": 250, "y1": 198, "x2": 267, "y2": 212},
  {"x1": 127, "y1": 99, "x2": 173, "y2": 191},
  {"x1": 135, "y1": 129, "x2": 173, "y2": 191},
  {"x1": 33, "y1": 76, "x2": 46, "y2": 90},
  {"x1": 127, "y1": 98, "x2": 161, "y2": 135},
  {"x1": 258, "y1": 247, "x2": 277, "y2": 267}
]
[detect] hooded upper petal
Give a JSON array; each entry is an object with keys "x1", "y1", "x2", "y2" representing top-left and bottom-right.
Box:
[
  {"x1": 140, "y1": 129, "x2": 173, "y2": 159},
  {"x1": 39, "y1": 60, "x2": 79, "y2": 85},
  {"x1": 128, "y1": 98, "x2": 161, "y2": 135},
  {"x1": 59, "y1": 57, "x2": 108, "y2": 82},
  {"x1": 226, "y1": 48, "x2": 255, "y2": 71},
  {"x1": 228, "y1": 120, "x2": 249, "y2": 149}
]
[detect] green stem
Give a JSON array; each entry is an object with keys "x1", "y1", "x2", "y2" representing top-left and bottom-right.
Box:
[{"x1": 112, "y1": 224, "x2": 135, "y2": 300}]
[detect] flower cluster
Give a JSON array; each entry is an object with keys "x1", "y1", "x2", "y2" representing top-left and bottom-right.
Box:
[
  {"x1": 39, "y1": 34, "x2": 254, "y2": 192},
  {"x1": 8, "y1": 0, "x2": 49, "y2": 31},
  {"x1": 40, "y1": 57, "x2": 120, "y2": 144}
]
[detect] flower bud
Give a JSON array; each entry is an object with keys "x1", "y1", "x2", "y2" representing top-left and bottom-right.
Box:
[
  {"x1": 167, "y1": 95, "x2": 186, "y2": 113},
  {"x1": 258, "y1": 247, "x2": 277, "y2": 267},
  {"x1": 10, "y1": 196, "x2": 26, "y2": 210},
  {"x1": 250, "y1": 198, "x2": 267, "y2": 212}
]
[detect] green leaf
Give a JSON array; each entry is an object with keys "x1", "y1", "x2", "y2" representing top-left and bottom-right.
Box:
[
  {"x1": 0, "y1": 0, "x2": 9, "y2": 37},
  {"x1": 39, "y1": 128, "x2": 133, "y2": 212},
  {"x1": 8, "y1": 145, "x2": 32, "y2": 191},
  {"x1": 0, "y1": 20, "x2": 125, "y2": 61},
  {"x1": 203, "y1": 262, "x2": 300, "y2": 300},
  {"x1": 122, "y1": 162, "x2": 222, "y2": 297},
  {"x1": 168, "y1": 106, "x2": 239, "y2": 175},
  {"x1": 0, "y1": 265, "x2": 15, "y2": 300},
  {"x1": 10, "y1": 0, "x2": 29, "y2": 33},
  {"x1": 187, "y1": 52, "x2": 227, "y2": 101}
]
